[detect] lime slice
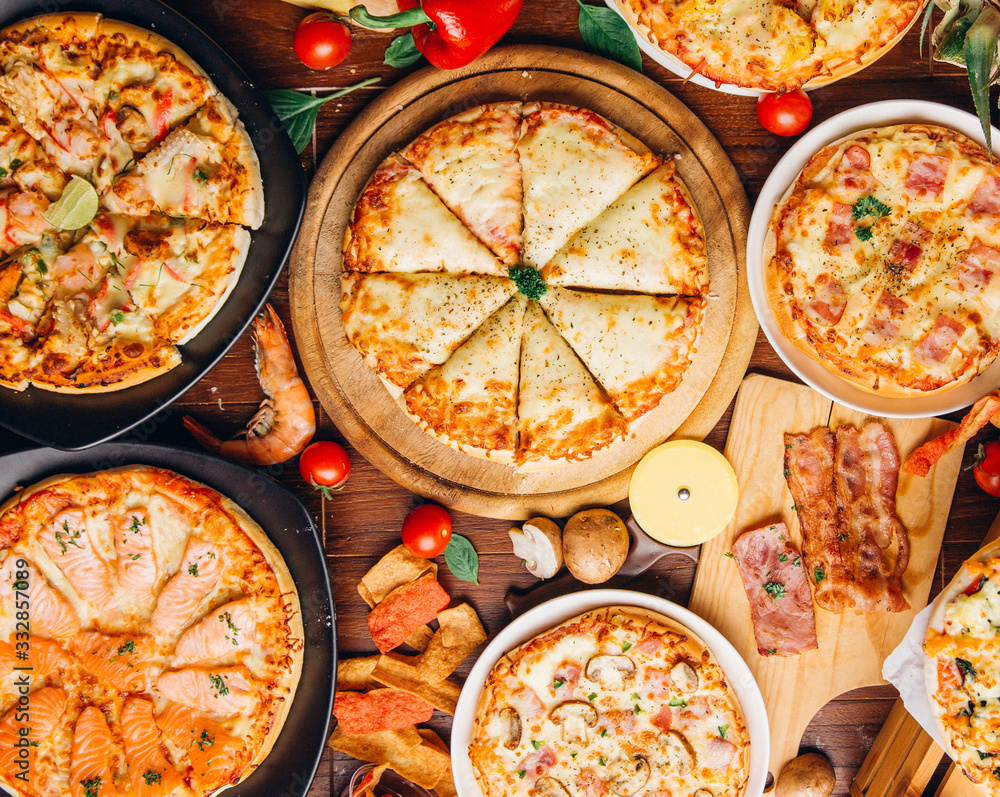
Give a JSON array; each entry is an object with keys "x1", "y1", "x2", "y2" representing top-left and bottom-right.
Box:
[{"x1": 42, "y1": 176, "x2": 99, "y2": 230}]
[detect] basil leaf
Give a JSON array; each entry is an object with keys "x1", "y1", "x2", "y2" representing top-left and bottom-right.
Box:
[
  {"x1": 265, "y1": 78, "x2": 381, "y2": 153},
  {"x1": 384, "y1": 33, "x2": 423, "y2": 68},
  {"x1": 577, "y1": 1, "x2": 642, "y2": 73},
  {"x1": 444, "y1": 533, "x2": 479, "y2": 585}
]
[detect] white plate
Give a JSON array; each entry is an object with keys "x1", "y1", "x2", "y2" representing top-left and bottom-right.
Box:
[
  {"x1": 451, "y1": 589, "x2": 770, "y2": 797},
  {"x1": 747, "y1": 100, "x2": 1000, "y2": 418}
]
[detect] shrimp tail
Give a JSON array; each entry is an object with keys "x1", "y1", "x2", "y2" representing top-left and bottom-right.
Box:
[{"x1": 182, "y1": 415, "x2": 223, "y2": 454}]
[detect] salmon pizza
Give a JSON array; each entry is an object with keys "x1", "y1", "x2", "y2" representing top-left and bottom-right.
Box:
[
  {"x1": 0, "y1": 466, "x2": 303, "y2": 797},
  {"x1": 469, "y1": 607, "x2": 751, "y2": 797},
  {"x1": 0, "y1": 13, "x2": 263, "y2": 394},
  {"x1": 765, "y1": 124, "x2": 1000, "y2": 397}
]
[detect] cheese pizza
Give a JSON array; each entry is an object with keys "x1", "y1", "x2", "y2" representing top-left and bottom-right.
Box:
[
  {"x1": 612, "y1": 0, "x2": 923, "y2": 92},
  {"x1": 0, "y1": 466, "x2": 303, "y2": 797},
  {"x1": 469, "y1": 607, "x2": 751, "y2": 797},
  {"x1": 0, "y1": 13, "x2": 263, "y2": 393},
  {"x1": 341, "y1": 102, "x2": 709, "y2": 468},
  {"x1": 765, "y1": 124, "x2": 1000, "y2": 397}
]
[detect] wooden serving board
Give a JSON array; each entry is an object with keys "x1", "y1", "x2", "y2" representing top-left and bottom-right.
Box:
[
  {"x1": 287, "y1": 45, "x2": 757, "y2": 521},
  {"x1": 689, "y1": 374, "x2": 965, "y2": 783}
]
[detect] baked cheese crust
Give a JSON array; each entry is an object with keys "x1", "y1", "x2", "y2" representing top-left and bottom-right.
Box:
[
  {"x1": 0, "y1": 14, "x2": 261, "y2": 394},
  {"x1": 613, "y1": 0, "x2": 923, "y2": 92},
  {"x1": 0, "y1": 466, "x2": 303, "y2": 797},
  {"x1": 470, "y1": 607, "x2": 751, "y2": 797},
  {"x1": 765, "y1": 124, "x2": 1000, "y2": 397}
]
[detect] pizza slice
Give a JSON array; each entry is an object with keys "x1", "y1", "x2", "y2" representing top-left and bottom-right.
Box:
[
  {"x1": 539, "y1": 288, "x2": 704, "y2": 422},
  {"x1": 404, "y1": 294, "x2": 527, "y2": 459},
  {"x1": 516, "y1": 302, "x2": 626, "y2": 466},
  {"x1": 0, "y1": 101, "x2": 66, "y2": 200},
  {"x1": 343, "y1": 155, "x2": 507, "y2": 277},
  {"x1": 104, "y1": 96, "x2": 264, "y2": 229},
  {"x1": 542, "y1": 162, "x2": 708, "y2": 295},
  {"x1": 518, "y1": 102, "x2": 660, "y2": 268},
  {"x1": 341, "y1": 271, "x2": 516, "y2": 390},
  {"x1": 400, "y1": 102, "x2": 523, "y2": 265}
]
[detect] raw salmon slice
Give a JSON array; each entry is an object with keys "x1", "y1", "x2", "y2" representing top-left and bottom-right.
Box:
[
  {"x1": 69, "y1": 632, "x2": 154, "y2": 693},
  {"x1": 155, "y1": 666, "x2": 260, "y2": 717},
  {"x1": 114, "y1": 507, "x2": 159, "y2": 604},
  {"x1": 39, "y1": 508, "x2": 117, "y2": 612},
  {"x1": 69, "y1": 706, "x2": 117, "y2": 797},
  {"x1": 0, "y1": 686, "x2": 66, "y2": 788},
  {"x1": 157, "y1": 703, "x2": 245, "y2": 790},
  {"x1": 121, "y1": 697, "x2": 182, "y2": 796},
  {"x1": 173, "y1": 598, "x2": 262, "y2": 666},
  {"x1": 0, "y1": 555, "x2": 80, "y2": 639},
  {"x1": 149, "y1": 537, "x2": 220, "y2": 635},
  {"x1": 0, "y1": 635, "x2": 73, "y2": 683}
]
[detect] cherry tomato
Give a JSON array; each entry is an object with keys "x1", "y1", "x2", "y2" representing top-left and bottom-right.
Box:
[
  {"x1": 401, "y1": 504, "x2": 452, "y2": 558},
  {"x1": 972, "y1": 440, "x2": 1000, "y2": 497},
  {"x1": 299, "y1": 441, "x2": 351, "y2": 498},
  {"x1": 756, "y1": 90, "x2": 813, "y2": 137},
  {"x1": 293, "y1": 13, "x2": 352, "y2": 71}
]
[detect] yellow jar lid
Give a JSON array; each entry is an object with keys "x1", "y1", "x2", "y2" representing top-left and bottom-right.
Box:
[{"x1": 628, "y1": 440, "x2": 739, "y2": 547}]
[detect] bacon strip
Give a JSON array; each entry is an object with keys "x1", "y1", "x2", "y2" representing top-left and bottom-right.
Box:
[
  {"x1": 969, "y1": 174, "x2": 1000, "y2": 215},
  {"x1": 904, "y1": 394, "x2": 1000, "y2": 477},
  {"x1": 905, "y1": 153, "x2": 950, "y2": 196},
  {"x1": 732, "y1": 523, "x2": 817, "y2": 656}
]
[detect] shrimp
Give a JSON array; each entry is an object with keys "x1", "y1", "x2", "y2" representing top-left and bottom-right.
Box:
[{"x1": 183, "y1": 304, "x2": 315, "y2": 465}]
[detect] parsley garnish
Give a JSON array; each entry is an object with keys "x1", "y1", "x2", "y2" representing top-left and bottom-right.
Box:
[
  {"x1": 129, "y1": 515, "x2": 144, "y2": 534},
  {"x1": 719, "y1": 723, "x2": 730, "y2": 739},
  {"x1": 724, "y1": 551, "x2": 734, "y2": 558},
  {"x1": 188, "y1": 563, "x2": 199, "y2": 577},
  {"x1": 516, "y1": 771, "x2": 526, "y2": 779},
  {"x1": 814, "y1": 567, "x2": 826, "y2": 584},
  {"x1": 793, "y1": 557, "x2": 801, "y2": 567},
  {"x1": 129, "y1": 553, "x2": 141, "y2": 560},
  {"x1": 599, "y1": 757, "x2": 606, "y2": 766},
  {"x1": 142, "y1": 770, "x2": 162, "y2": 786},
  {"x1": 55, "y1": 520, "x2": 83, "y2": 554},
  {"x1": 508, "y1": 265, "x2": 547, "y2": 300},
  {"x1": 116, "y1": 640, "x2": 135, "y2": 657},
  {"x1": 763, "y1": 582, "x2": 786, "y2": 601},
  {"x1": 838, "y1": 532, "x2": 846, "y2": 542},
  {"x1": 778, "y1": 553, "x2": 788, "y2": 562},
  {"x1": 81, "y1": 778, "x2": 101, "y2": 797},
  {"x1": 552, "y1": 679, "x2": 565, "y2": 689},
  {"x1": 220, "y1": 611, "x2": 240, "y2": 644},
  {"x1": 197, "y1": 729, "x2": 214, "y2": 751},
  {"x1": 208, "y1": 673, "x2": 229, "y2": 698},
  {"x1": 766, "y1": 649, "x2": 777, "y2": 656},
  {"x1": 193, "y1": 167, "x2": 209, "y2": 186},
  {"x1": 110, "y1": 310, "x2": 125, "y2": 325},
  {"x1": 531, "y1": 740, "x2": 543, "y2": 750},
  {"x1": 851, "y1": 196, "x2": 891, "y2": 242},
  {"x1": 668, "y1": 698, "x2": 687, "y2": 707}
]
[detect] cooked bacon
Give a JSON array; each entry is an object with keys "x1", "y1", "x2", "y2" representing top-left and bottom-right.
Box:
[
  {"x1": 833, "y1": 423, "x2": 909, "y2": 614},
  {"x1": 905, "y1": 153, "x2": 950, "y2": 196},
  {"x1": 825, "y1": 202, "x2": 854, "y2": 246},
  {"x1": 861, "y1": 291, "x2": 908, "y2": 348},
  {"x1": 785, "y1": 428, "x2": 853, "y2": 613},
  {"x1": 805, "y1": 273, "x2": 847, "y2": 326},
  {"x1": 955, "y1": 240, "x2": 1000, "y2": 291},
  {"x1": 969, "y1": 174, "x2": 1000, "y2": 215},
  {"x1": 732, "y1": 523, "x2": 817, "y2": 656},
  {"x1": 887, "y1": 222, "x2": 930, "y2": 270},
  {"x1": 904, "y1": 394, "x2": 1000, "y2": 476},
  {"x1": 835, "y1": 145, "x2": 876, "y2": 199},
  {"x1": 915, "y1": 315, "x2": 964, "y2": 365}
]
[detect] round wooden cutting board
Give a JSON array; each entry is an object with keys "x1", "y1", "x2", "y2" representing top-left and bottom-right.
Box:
[{"x1": 288, "y1": 45, "x2": 756, "y2": 520}]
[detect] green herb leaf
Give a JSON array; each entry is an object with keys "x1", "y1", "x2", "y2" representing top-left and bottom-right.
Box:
[
  {"x1": 142, "y1": 770, "x2": 162, "y2": 786},
  {"x1": 621, "y1": 641, "x2": 632, "y2": 652},
  {"x1": 718, "y1": 723, "x2": 730, "y2": 739},
  {"x1": 444, "y1": 533, "x2": 479, "y2": 584},
  {"x1": 668, "y1": 698, "x2": 687, "y2": 707},
  {"x1": 588, "y1": 692, "x2": 597, "y2": 701},
  {"x1": 265, "y1": 79, "x2": 381, "y2": 154},
  {"x1": 110, "y1": 309, "x2": 125, "y2": 326},
  {"x1": 778, "y1": 553, "x2": 788, "y2": 562},
  {"x1": 852, "y1": 195, "x2": 891, "y2": 223},
  {"x1": 814, "y1": 567, "x2": 826, "y2": 584},
  {"x1": 957, "y1": 657, "x2": 978, "y2": 680},
  {"x1": 508, "y1": 264, "x2": 547, "y2": 300},
  {"x1": 576, "y1": 1, "x2": 642, "y2": 72},
  {"x1": 766, "y1": 648, "x2": 777, "y2": 656},
  {"x1": 763, "y1": 581, "x2": 786, "y2": 600},
  {"x1": 384, "y1": 33, "x2": 423, "y2": 68},
  {"x1": 553, "y1": 679, "x2": 565, "y2": 689},
  {"x1": 531, "y1": 740, "x2": 544, "y2": 750},
  {"x1": 517, "y1": 771, "x2": 526, "y2": 779}
]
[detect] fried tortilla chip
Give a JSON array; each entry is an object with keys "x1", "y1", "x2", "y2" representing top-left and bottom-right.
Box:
[
  {"x1": 351, "y1": 763, "x2": 390, "y2": 797},
  {"x1": 336, "y1": 656, "x2": 381, "y2": 691},
  {"x1": 395, "y1": 737, "x2": 451, "y2": 789},
  {"x1": 372, "y1": 654, "x2": 462, "y2": 715},
  {"x1": 330, "y1": 726, "x2": 449, "y2": 790},
  {"x1": 368, "y1": 573, "x2": 450, "y2": 653},
  {"x1": 904, "y1": 394, "x2": 1000, "y2": 476},
  {"x1": 359, "y1": 545, "x2": 438, "y2": 607},
  {"x1": 419, "y1": 603, "x2": 487, "y2": 679},
  {"x1": 334, "y1": 688, "x2": 435, "y2": 735}
]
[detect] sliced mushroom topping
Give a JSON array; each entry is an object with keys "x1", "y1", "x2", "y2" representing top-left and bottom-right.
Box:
[
  {"x1": 585, "y1": 655, "x2": 636, "y2": 689},
  {"x1": 531, "y1": 777, "x2": 571, "y2": 797},
  {"x1": 662, "y1": 731, "x2": 695, "y2": 777},
  {"x1": 549, "y1": 700, "x2": 598, "y2": 742},
  {"x1": 499, "y1": 706, "x2": 521, "y2": 750},
  {"x1": 670, "y1": 661, "x2": 699, "y2": 693},
  {"x1": 606, "y1": 754, "x2": 651, "y2": 797},
  {"x1": 693, "y1": 791, "x2": 714, "y2": 797}
]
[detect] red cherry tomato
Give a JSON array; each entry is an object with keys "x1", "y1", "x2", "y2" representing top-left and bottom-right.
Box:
[
  {"x1": 293, "y1": 13, "x2": 352, "y2": 70},
  {"x1": 756, "y1": 90, "x2": 813, "y2": 137},
  {"x1": 299, "y1": 441, "x2": 351, "y2": 497},
  {"x1": 401, "y1": 504, "x2": 452, "y2": 559},
  {"x1": 972, "y1": 440, "x2": 1000, "y2": 497}
]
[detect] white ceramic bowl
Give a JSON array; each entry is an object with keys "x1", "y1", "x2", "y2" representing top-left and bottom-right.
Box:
[
  {"x1": 747, "y1": 100, "x2": 1000, "y2": 418},
  {"x1": 451, "y1": 589, "x2": 769, "y2": 797}
]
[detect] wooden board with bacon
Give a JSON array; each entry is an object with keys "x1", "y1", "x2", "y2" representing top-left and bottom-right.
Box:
[{"x1": 689, "y1": 374, "x2": 965, "y2": 781}]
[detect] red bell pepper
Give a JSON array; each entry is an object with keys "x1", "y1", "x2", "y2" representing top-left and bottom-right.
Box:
[{"x1": 350, "y1": 0, "x2": 523, "y2": 70}]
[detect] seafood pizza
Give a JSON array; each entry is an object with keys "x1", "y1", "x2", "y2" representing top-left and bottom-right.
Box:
[
  {"x1": 469, "y1": 607, "x2": 750, "y2": 797},
  {"x1": 0, "y1": 466, "x2": 302, "y2": 797},
  {"x1": 0, "y1": 13, "x2": 263, "y2": 393},
  {"x1": 765, "y1": 124, "x2": 1000, "y2": 397}
]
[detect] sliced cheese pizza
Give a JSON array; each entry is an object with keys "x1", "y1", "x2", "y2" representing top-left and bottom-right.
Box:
[
  {"x1": 404, "y1": 295, "x2": 527, "y2": 460},
  {"x1": 401, "y1": 102, "x2": 523, "y2": 265},
  {"x1": 343, "y1": 155, "x2": 506, "y2": 277},
  {"x1": 518, "y1": 102, "x2": 659, "y2": 268},
  {"x1": 517, "y1": 302, "x2": 626, "y2": 465},
  {"x1": 341, "y1": 271, "x2": 516, "y2": 390},
  {"x1": 542, "y1": 162, "x2": 707, "y2": 295},
  {"x1": 540, "y1": 288, "x2": 704, "y2": 422}
]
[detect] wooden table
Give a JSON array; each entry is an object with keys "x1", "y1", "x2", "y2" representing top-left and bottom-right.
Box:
[{"x1": 0, "y1": 2, "x2": 996, "y2": 796}]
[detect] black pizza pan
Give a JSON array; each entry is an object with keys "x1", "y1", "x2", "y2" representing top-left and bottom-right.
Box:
[
  {"x1": 0, "y1": 0, "x2": 307, "y2": 450},
  {"x1": 0, "y1": 443, "x2": 335, "y2": 797}
]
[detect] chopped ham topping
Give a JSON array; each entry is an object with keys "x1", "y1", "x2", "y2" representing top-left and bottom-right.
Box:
[
  {"x1": 915, "y1": 315, "x2": 964, "y2": 365},
  {"x1": 520, "y1": 746, "x2": 556, "y2": 781},
  {"x1": 701, "y1": 738, "x2": 736, "y2": 772},
  {"x1": 651, "y1": 705, "x2": 673, "y2": 734},
  {"x1": 835, "y1": 145, "x2": 876, "y2": 199},
  {"x1": 887, "y1": 222, "x2": 930, "y2": 270},
  {"x1": 955, "y1": 240, "x2": 1000, "y2": 291},
  {"x1": 825, "y1": 202, "x2": 854, "y2": 246},
  {"x1": 862, "y1": 291, "x2": 907, "y2": 348},
  {"x1": 805, "y1": 273, "x2": 847, "y2": 326},
  {"x1": 969, "y1": 174, "x2": 1000, "y2": 215},
  {"x1": 905, "y1": 153, "x2": 950, "y2": 196},
  {"x1": 732, "y1": 523, "x2": 817, "y2": 656}
]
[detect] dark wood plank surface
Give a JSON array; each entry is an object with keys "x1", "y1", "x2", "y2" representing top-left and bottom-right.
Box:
[{"x1": 0, "y1": 2, "x2": 996, "y2": 795}]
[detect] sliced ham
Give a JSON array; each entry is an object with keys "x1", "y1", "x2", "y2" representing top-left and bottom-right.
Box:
[
  {"x1": 915, "y1": 315, "x2": 964, "y2": 364},
  {"x1": 732, "y1": 523, "x2": 818, "y2": 656},
  {"x1": 955, "y1": 240, "x2": 1000, "y2": 291},
  {"x1": 701, "y1": 738, "x2": 737, "y2": 772},
  {"x1": 805, "y1": 273, "x2": 847, "y2": 326},
  {"x1": 520, "y1": 746, "x2": 556, "y2": 781},
  {"x1": 861, "y1": 291, "x2": 908, "y2": 348},
  {"x1": 969, "y1": 174, "x2": 1000, "y2": 215},
  {"x1": 905, "y1": 153, "x2": 950, "y2": 196},
  {"x1": 835, "y1": 145, "x2": 876, "y2": 199},
  {"x1": 825, "y1": 202, "x2": 854, "y2": 246},
  {"x1": 887, "y1": 222, "x2": 930, "y2": 270},
  {"x1": 651, "y1": 705, "x2": 673, "y2": 734}
]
